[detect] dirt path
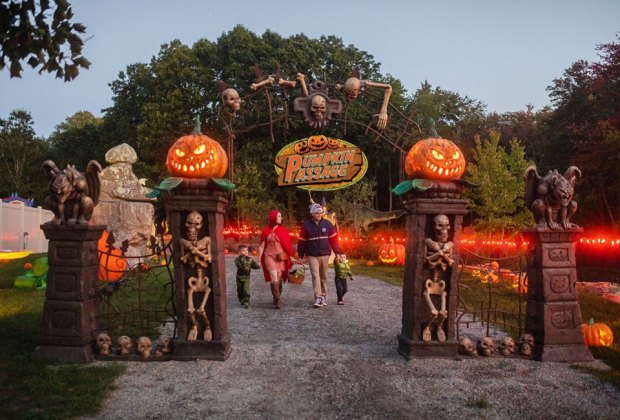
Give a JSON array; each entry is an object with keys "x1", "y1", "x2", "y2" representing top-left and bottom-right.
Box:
[{"x1": 92, "y1": 256, "x2": 620, "y2": 419}]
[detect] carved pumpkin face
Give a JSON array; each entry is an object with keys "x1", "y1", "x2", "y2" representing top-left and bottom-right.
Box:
[
  {"x1": 405, "y1": 137, "x2": 465, "y2": 180},
  {"x1": 327, "y1": 138, "x2": 340, "y2": 149},
  {"x1": 295, "y1": 140, "x2": 309, "y2": 155},
  {"x1": 308, "y1": 135, "x2": 328, "y2": 151},
  {"x1": 582, "y1": 318, "x2": 614, "y2": 347},
  {"x1": 166, "y1": 133, "x2": 227, "y2": 178},
  {"x1": 98, "y1": 231, "x2": 127, "y2": 282},
  {"x1": 378, "y1": 240, "x2": 405, "y2": 266}
]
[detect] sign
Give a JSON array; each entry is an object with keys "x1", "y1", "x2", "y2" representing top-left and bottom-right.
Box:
[{"x1": 274, "y1": 135, "x2": 368, "y2": 191}]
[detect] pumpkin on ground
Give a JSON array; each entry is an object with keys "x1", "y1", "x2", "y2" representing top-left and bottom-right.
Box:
[
  {"x1": 404, "y1": 137, "x2": 466, "y2": 180},
  {"x1": 366, "y1": 260, "x2": 375, "y2": 267},
  {"x1": 98, "y1": 230, "x2": 128, "y2": 282},
  {"x1": 582, "y1": 318, "x2": 614, "y2": 347},
  {"x1": 378, "y1": 238, "x2": 405, "y2": 266}
]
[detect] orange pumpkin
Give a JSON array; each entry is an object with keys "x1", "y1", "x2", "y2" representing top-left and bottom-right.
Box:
[
  {"x1": 98, "y1": 230, "x2": 128, "y2": 282},
  {"x1": 582, "y1": 318, "x2": 614, "y2": 347},
  {"x1": 295, "y1": 140, "x2": 309, "y2": 154},
  {"x1": 166, "y1": 123, "x2": 227, "y2": 178},
  {"x1": 378, "y1": 238, "x2": 405, "y2": 265},
  {"x1": 23, "y1": 262, "x2": 33, "y2": 270},
  {"x1": 405, "y1": 137, "x2": 466, "y2": 180},
  {"x1": 366, "y1": 260, "x2": 375, "y2": 267},
  {"x1": 308, "y1": 135, "x2": 328, "y2": 151},
  {"x1": 327, "y1": 137, "x2": 340, "y2": 149}
]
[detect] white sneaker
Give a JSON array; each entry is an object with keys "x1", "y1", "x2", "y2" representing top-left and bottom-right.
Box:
[
  {"x1": 321, "y1": 296, "x2": 327, "y2": 307},
  {"x1": 313, "y1": 297, "x2": 322, "y2": 308}
]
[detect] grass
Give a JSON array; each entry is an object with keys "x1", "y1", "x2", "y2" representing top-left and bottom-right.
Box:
[{"x1": 0, "y1": 254, "x2": 125, "y2": 419}]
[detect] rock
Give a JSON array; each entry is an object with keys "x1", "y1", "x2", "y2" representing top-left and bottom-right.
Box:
[
  {"x1": 577, "y1": 282, "x2": 620, "y2": 304},
  {"x1": 92, "y1": 143, "x2": 155, "y2": 258}
]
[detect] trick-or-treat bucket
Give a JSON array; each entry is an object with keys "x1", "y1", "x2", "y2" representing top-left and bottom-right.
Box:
[{"x1": 288, "y1": 264, "x2": 305, "y2": 285}]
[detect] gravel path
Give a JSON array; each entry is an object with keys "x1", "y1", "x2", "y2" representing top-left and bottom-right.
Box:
[{"x1": 92, "y1": 256, "x2": 620, "y2": 419}]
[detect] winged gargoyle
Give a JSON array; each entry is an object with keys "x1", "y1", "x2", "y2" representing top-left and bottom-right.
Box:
[{"x1": 42, "y1": 160, "x2": 102, "y2": 225}]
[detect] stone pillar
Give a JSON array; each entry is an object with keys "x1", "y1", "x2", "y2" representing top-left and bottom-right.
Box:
[
  {"x1": 522, "y1": 228, "x2": 593, "y2": 362},
  {"x1": 397, "y1": 182, "x2": 467, "y2": 359},
  {"x1": 166, "y1": 179, "x2": 231, "y2": 361},
  {"x1": 33, "y1": 224, "x2": 106, "y2": 363}
]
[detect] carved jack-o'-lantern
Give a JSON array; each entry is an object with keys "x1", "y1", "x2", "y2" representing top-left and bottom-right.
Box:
[
  {"x1": 295, "y1": 140, "x2": 310, "y2": 155},
  {"x1": 327, "y1": 137, "x2": 340, "y2": 149},
  {"x1": 98, "y1": 230, "x2": 127, "y2": 282},
  {"x1": 405, "y1": 137, "x2": 466, "y2": 180},
  {"x1": 582, "y1": 318, "x2": 614, "y2": 347},
  {"x1": 378, "y1": 238, "x2": 405, "y2": 266},
  {"x1": 166, "y1": 122, "x2": 228, "y2": 178},
  {"x1": 308, "y1": 135, "x2": 328, "y2": 151}
]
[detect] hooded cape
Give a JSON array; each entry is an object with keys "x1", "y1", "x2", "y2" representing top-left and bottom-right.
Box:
[{"x1": 259, "y1": 210, "x2": 294, "y2": 282}]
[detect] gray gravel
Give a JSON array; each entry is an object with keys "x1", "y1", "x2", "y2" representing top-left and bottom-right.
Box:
[{"x1": 92, "y1": 255, "x2": 620, "y2": 419}]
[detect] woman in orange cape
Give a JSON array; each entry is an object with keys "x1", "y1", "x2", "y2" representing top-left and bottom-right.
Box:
[{"x1": 257, "y1": 210, "x2": 294, "y2": 309}]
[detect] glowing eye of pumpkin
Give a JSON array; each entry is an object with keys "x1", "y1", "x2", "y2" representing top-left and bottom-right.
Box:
[
  {"x1": 175, "y1": 149, "x2": 186, "y2": 157},
  {"x1": 431, "y1": 149, "x2": 444, "y2": 160},
  {"x1": 193, "y1": 144, "x2": 206, "y2": 154},
  {"x1": 453, "y1": 150, "x2": 460, "y2": 159}
]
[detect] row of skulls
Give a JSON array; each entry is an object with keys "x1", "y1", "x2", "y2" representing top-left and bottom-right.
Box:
[
  {"x1": 458, "y1": 334, "x2": 535, "y2": 357},
  {"x1": 94, "y1": 333, "x2": 172, "y2": 360}
]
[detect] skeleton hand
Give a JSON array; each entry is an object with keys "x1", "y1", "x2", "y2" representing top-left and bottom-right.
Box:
[{"x1": 375, "y1": 112, "x2": 388, "y2": 130}]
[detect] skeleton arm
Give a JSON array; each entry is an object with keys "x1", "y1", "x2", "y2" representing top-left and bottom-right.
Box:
[
  {"x1": 363, "y1": 80, "x2": 392, "y2": 130},
  {"x1": 250, "y1": 76, "x2": 275, "y2": 91},
  {"x1": 296, "y1": 73, "x2": 308, "y2": 96}
]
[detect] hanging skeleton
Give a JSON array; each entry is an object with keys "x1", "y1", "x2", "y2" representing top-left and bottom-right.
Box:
[
  {"x1": 179, "y1": 211, "x2": 213, "y2": 341},
  {"x1": 335, "y1": 69, "x2": 393, "y2": 130},
  {"x1": 422, "y1": 214, "x2": 454, "y2": 342}
]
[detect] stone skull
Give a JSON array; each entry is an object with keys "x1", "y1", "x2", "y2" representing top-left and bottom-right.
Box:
[
  {"x1": 477, "y1": 337, "x2": 495, "y2": 357},
  {"x1": 155, "y1": 335, "x2": 173, "y2": 356},
  {"x1": 185, "y1": 211, "x2": 203, "y2": 241},
  {"x1": 310, "y1": 95, "x2": 327, "y2": 121},
  {"x1": 519, "y1": 333, "x2": 535, "y2": 356},
  {"x1": 95, "y1": 332, "x2": 112, "y2": 355},
  {"x1": 458, "y1": 337, "x2": 478, "y2": 357},
  {"x1": 136, "y1": 336, "x2": 152, "y2": 359},
  {"x1": 498, "y1": 336, "x2": 516, "y2": 356},
  {"x1": 117, "y1": 335, "x2": 133, "y2": 356},
  {"x1": 221, "y1": 88, "x2": 241, "y2": 114},
  {"x1": 433, "y1": 214, "x2": 450, "y2": 243}
]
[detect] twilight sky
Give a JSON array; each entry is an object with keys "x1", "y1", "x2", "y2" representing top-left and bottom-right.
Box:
[{"x1": 1, "y1": 0, "x2": 619, "y2": 137}]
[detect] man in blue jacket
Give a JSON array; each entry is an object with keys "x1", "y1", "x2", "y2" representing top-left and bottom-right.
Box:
[{"x1": 298, "y1": 203, "x2": 342, "y2": 307}]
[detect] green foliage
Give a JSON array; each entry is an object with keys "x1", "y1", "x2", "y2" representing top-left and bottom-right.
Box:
[
  {"x1": 0, "y1": 0, "x2": 90, "y2": 80},
  {"x1": 232, "y1": 161, "x2": 276, "y2": 227},
  {"x1": 464, "y1": 130, "x2": 532, "y2": 234},
  {"x1": 330, "y1": 179, "x2": 377, "y2": 234},
  {"x1": 47, "y1": 111, "x2": 105, "y2": 169}
]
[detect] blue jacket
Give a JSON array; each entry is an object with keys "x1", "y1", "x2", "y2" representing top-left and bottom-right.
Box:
[{"x1": 298, "y1": 218, "x2": 341, "y2": 258}]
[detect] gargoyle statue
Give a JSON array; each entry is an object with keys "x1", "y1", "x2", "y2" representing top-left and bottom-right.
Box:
[
  {"x1": 42, "y1": 160, "x2": 101, "y2": 225},
  {"x1": 524, "y1": 165, "x2": 581, "y2": 230}
]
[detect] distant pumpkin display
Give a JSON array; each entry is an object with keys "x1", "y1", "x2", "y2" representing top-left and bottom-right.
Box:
[
  {"x1": 405, "y1": 137, "x2": 466, "y2": 180},
  {"x1": 166, "y1": 123, "x2": 227, "y2": 178},
  {"x1": 308, "y1": 135, "x2": 328, "y2": 151},
  {"x1": 582, "y1": 318, "x2": 614, "y2": 347},
  {"x1": 98, "y1": 230, "x2": 128, "y2": 282},
  {"x1": 378, "y1": 238, "x2": 405, "y2": 266}
]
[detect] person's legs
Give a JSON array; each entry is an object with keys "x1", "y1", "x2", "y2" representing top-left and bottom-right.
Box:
[
  {"x1": 269, "y1": 270, "x2": 281, "y2": 309},
  {"x1": 308, "y1": 256, "x2": 322, "y2": 301},
  {"x1": 318, "y1": 255, "x2": 330, "y2": 303},
  {"x1": 236, "y1": 276, "x2": 245, "y2": 304},
  {"x1": 242, "y1": 278, "x2": 251, "y2": 306},
  {"x1": 335, "y1": 277, "x2": 344, "y2": 302}
]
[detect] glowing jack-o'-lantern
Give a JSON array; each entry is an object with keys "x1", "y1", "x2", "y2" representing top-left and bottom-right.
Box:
[
  {"x1": 166, "y1": 121, "x2": 227, "y2": 178},
  {"x1": 405, "y1": 137, "x2": 466, "y2": 180},
  {"x1": 378, "y1": 238, "x2": 405, "y2": 266},
  {"x1": 308, "y1": 135, "x2": 328, "y2": 151},
  {"x1": 582, "y1": 318, "x2": 614, "y2": 347},
  {"x1": 98, "y1": 230, "x2": 127, "y2": 282},
  {"x1": 327, "y1": 138, "x2": 340, "y2": 149},
  {"x1": 295, "y1": 140, "x2": 310, "y2": 154}
]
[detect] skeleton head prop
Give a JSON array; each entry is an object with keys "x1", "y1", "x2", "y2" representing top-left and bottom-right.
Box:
[
  {"x1": 95, "y1": 332, "x2": 112, "y2": 355},
  {"x1": 221, "y1": 88, "x2": 241, "y2": 114},
  {"x1": 477, "y1": 337, "x2": 495, "y2": 357},
  {"x1": 155, "y1": 335, "x2": 173, "y2": 357},
  {"x1": 310, "y1": 95, "x2": 327, "y2": 121},
  {"x1": 185, "y1": 211, "x2": 203, "y2": 241},
  {"x1": 117, "y1": 335, "x2": 133, "y2": 356},
  {"x1": 343, "y1": 77, "x2": 362, "y2": 100},
  {"x1": 433, "y1": 214, "x2": 450, "y2": 243},
  {"x1": 519, "y1": 334, "x2": 535, "y2": 356},
  {"x1": 136, "y1": 336, "x2": 153, "y2": 359},
  {"x1": 498, "y1": 336, "x2": 516, "y2": 356},
  {"x1": 458, "y1": 337, "x2": 478, "y2": 357}
]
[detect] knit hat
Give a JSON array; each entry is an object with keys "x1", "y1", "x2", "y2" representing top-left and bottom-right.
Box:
[{"x1": 309, "y1": 203, "x2": 323, "y2": 215}]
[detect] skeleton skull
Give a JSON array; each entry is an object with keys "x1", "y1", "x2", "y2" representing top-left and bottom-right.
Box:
[
  {"x1": 433, "y1": 214, "x2": 450, "y2": 243},
  {"x1": 136, "y1": 336, "x2": 153, "y2": 359},
  {"x1": 310, "y1": 95, "x2": 327, "y2": 121},
  {"x1": 185, "y1": 211, "x2": 203, "y2": 241},
  {"x1": 498, "y1": 336, "x2": 516, "y2": 356},
  {"x1": 155, "y1": 335, "x2": 173, "y2": 357},
  {"x1": 95, "y1": 332, "x2": 112, "y2": 355},
  {"x1": 117, "y1": 335, "x2": 133, "y2": 356},
  {"x1": 221, "y1": 88, "x2": 241, "y2": 114},
  {"x1": 519, "y1": 334, "x2": 535, "y2": 356},
  {"x1": 343, "y1": 77, "x2": 362, "y2": 100},
  {"x1": 458, "y1": 337, "x2": 478, "y2": 357},
  {"x1": 477, "y1": 337, "x2": 495, "y2": 357}
]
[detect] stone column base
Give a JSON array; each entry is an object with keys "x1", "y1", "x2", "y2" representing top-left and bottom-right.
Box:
[
  {"x1": 397, "y1": 334, "x2": 458, "y2": 359},
  {"x1": 535, "y1": 344, "x2": 593, "y2": 362},
  {"x1": 172, "y1": 335, "x2": 231, "y2": 361},
  {"x1": 32, "y1": 344, "x2": 94, "y2": 363}
]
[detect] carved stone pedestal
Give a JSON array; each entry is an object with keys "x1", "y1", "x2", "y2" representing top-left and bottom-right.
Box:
[
  {"x1": 32, "y1": 224, "x2": 106, "y2": 363},
  {"x1": 397, "y1": 182, "x2": 468, "y2": 359},
  {"x1": 522, "y1": 228, "x2": 593, "y2": 362},
  {"x1": 166, "y1": 179, "x2": 231, "y2": 361}
]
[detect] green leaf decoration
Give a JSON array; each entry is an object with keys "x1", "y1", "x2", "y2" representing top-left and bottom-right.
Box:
[
  {"x1": 392, "y1": 180, "x2": 414, "y2": 196},
  {"x1": 157, "y1": 177, "x2": 184, "y2": 191},
  {"x1": 212, "y1": 178, "x2": 236, "y2": 191},
  {"x1": 145, "y1": 189, "x2": 161, "y2": 198},
  {"x1": 454, "y1": 179, "x2": 480, "y2": 188},
  {"x1": 411, "y1": 179, "x2": 433, "y2": 191}
]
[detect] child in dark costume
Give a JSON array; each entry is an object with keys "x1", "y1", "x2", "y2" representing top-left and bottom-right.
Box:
[
  {"x1": 235, "y1": 245, "x2": 260, "y2": 308},
  {"x1": 334, "y1": 254, "x2": 354, "y2": 305}
]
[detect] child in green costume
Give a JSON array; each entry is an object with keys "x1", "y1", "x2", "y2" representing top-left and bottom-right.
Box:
[{"x1": 234, "y1": 245, "x2": 260, "y2": 308}]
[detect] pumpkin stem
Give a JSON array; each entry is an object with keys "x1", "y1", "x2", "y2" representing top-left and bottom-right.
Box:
[
  {"x1": 429, "y1": 117, "x2": 440, "y2": 138},
  {"x1": 588, "y1": 318, "x2": 594, "y2": 325},
  {"x1": 192, "y1": 115, "x2": 202, "y2": 135}
]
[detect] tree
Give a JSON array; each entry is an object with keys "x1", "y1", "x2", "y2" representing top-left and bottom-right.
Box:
[
  {"x1": 464, "y1": 130, "x2": 532, "y2": 235},
  {"x1": 232, "y1": 162, "x2": 276, "y2": 227},
  {"x1": 0, "y1": 0, "x2": 90, "y2": 80},
  {"x1": 329, "y1": 179, "x2": 377, "y2": 236},
  {"x1": 47, "y1": 111, "x2": 104, "y2": 168}
]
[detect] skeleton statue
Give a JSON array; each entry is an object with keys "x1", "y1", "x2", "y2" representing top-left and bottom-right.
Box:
[
  {"x1": 221, "y1": 87, "x2": 241, "y2": 115},
  {"x1": 179, "y1": 211, "x2": 213, "y2": 341},
  {"x1": 422, "y1": 214, "x2": 454, "y2": 342},
  {"x1": 293, "y1": 74, "x2": 343, "y2": 129},
  {"x1": 41, "y1": 160, "x2": 101, "y2": 225},
  {"x1": 94, "y1": 332, "x2": 112, "y2": 356},
  {"x1": 498, "y1": 336, "x2": 516, "y2": 356},
  {"x1": 155, "y1": 335, "x2": 173, "y2": 357},
  {"x1": 458, "y1": 337, "x2": 478, "y2": 357},
  {"x1": 477, "y1": 337, "x2": 495, "y2": 357},
  {"x1": 116, "y1": 335, "x2": 133, "y2": 356},
  {"x1": 518, "y1": 334, "x2": 535, "y2": 356},
  {"x1": 135, "y1": 336, "x2": 152, "y2": 359},
  {"x1": 335, "y1": 70, "x2": 393, "y2": 130}
]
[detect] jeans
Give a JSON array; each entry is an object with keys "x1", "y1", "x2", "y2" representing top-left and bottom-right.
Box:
[{"x1": 335, "y1": 277, "x2": 348, "y2": 301}]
